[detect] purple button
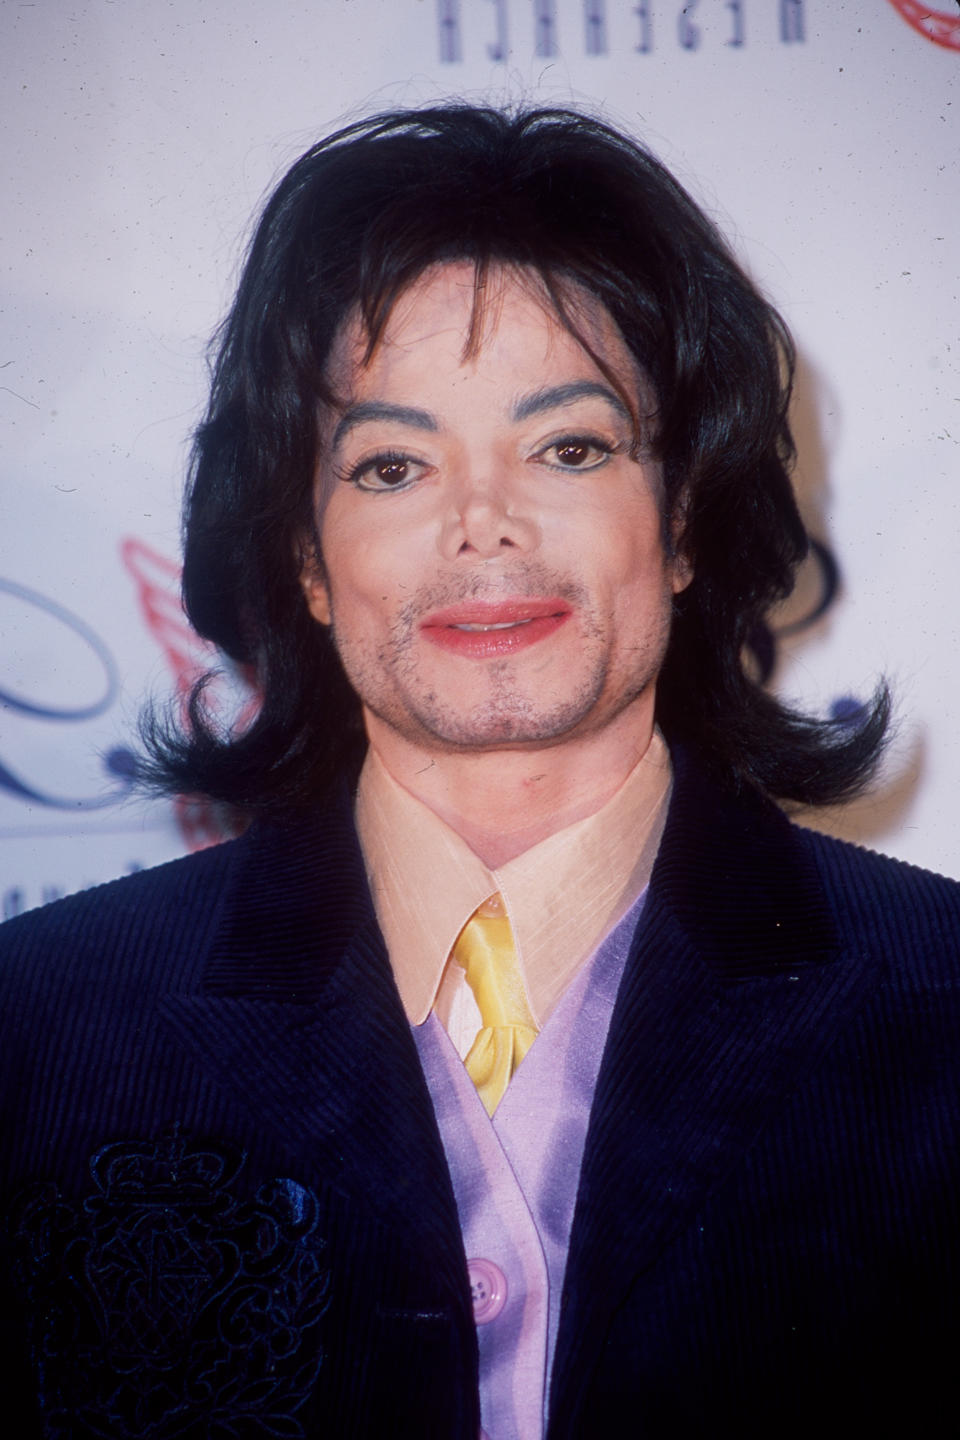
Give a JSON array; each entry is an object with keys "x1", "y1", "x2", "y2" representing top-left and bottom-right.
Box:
[{"x1": 468, "y1": 1257, "x2": 507, "y2": 1324}]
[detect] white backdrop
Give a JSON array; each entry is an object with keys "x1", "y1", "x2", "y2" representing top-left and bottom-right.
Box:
[{"x1": 2, "y1": 0, "x2": 958, "y2": 918}]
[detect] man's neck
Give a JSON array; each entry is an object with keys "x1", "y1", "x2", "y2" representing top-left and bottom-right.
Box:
[{"x1": 363, "y1": 706, "x2": 659, "y2": 868}]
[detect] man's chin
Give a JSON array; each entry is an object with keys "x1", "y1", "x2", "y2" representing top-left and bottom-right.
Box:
[{"x1": 372, "y1": 694, "x2": 609, "y2": 755}]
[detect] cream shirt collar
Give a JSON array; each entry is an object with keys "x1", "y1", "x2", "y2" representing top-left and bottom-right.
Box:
[{"x1": 354, "y1": 730, "x2": 672, "y2": 1029}]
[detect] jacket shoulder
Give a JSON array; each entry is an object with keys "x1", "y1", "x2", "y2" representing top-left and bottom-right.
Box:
[
  {"x1": 0, "y1": 839, "x2": 242, "y2": 995},
  {"x1": 796, "y1": 822, "x2": 960, "y2": 975}
]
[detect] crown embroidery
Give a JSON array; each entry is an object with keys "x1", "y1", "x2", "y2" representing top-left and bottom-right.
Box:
[{"x1": 11, "y1": 1128, "x2": 330, "y2": 1437}]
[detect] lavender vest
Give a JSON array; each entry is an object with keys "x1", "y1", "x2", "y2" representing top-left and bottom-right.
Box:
[{"x1": 413, "y1": 892, "x2": 646, "y2": 1439}]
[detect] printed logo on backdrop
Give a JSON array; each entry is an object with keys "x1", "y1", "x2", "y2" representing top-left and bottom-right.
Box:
[
  {"x1": 0, "y1": 549, "x2": 258, "y2": 919},
  {"x1": 0, "y1": 578, "x2": 139, "y2": 814},
  {"x1": 437, "y1": 0, "x2": 805, "y2": 61},
  {"x1": 885, "y1": 0, "x2": 960, "y2": 52}
]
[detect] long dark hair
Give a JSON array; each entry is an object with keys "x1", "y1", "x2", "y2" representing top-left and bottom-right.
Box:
[{"x1": 141, "y1": 103, "x2": 887, "y2": 811}]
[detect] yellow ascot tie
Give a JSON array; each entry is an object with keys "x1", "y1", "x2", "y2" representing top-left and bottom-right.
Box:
[{"x1": 452, "y1": 893, "x2": 539, "y2": 1116}]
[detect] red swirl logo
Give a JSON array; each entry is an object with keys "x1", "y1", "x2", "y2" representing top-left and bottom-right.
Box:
[{"x1": 886, "y1": 1, "x2": 960, "y2": 51}]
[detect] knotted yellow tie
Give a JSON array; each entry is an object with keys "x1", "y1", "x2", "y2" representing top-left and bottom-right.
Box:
[{"x1": 452, "y1": 893, "x2": 539, "y2": 1116}]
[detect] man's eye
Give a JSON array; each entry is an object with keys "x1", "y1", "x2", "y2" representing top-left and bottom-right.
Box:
[
  {"x1": 347, "y1": 452, "x2": 427, "y2": 491},
  {"x1": 537, "y1": 436, "x2": 614, "y2": 471}
]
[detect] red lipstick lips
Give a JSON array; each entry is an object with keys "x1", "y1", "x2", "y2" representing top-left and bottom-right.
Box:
[{"x1": 420, "y1": 598, "x2": 572, "y2": 659}]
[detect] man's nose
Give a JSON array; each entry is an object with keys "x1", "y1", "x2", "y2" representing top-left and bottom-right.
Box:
[{"x1": 437, "y1": 468, "x2": 540, "y2": 561}]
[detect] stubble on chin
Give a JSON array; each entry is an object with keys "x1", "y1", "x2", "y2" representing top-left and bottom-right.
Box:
[
  {"x1": 335, "y1": 566, "x2": 599, "y2": 748},
  {"x1": 325, "y1": 562, "x2": 673, "y2": 753}
]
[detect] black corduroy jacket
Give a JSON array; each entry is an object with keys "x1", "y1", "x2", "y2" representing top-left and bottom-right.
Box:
[{"x1": 1, "y1": 747, "x2": 959, "y2": 1438}]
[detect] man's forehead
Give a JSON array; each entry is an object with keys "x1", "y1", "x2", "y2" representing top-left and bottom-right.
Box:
[
  {"x1": 328, "y1": 263, "x2": 630, "y2": 380},
  {"x1": 320, "y1": 260, "x2": 645, "y2": 428}
]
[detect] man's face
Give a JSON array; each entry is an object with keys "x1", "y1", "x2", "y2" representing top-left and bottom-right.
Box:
[{"x1": 302, "y1": 263, "x2": 690, "y2": 757}]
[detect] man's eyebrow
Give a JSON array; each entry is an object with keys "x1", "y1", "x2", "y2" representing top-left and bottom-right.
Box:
[
  {"x1": 512, "y1": 382, "x2": 633, "y2": 425},
  {"x1": 331, "y1": 402, "x2": 438, "y2": 449}
]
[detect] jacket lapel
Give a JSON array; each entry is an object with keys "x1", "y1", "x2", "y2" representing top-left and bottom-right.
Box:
[
  {"x1": 158, "y1": 787, "x2": 467, "y2": 1302},
  {"x1": 551, "y1": 749, "x2": 877, "y2": 1422}
]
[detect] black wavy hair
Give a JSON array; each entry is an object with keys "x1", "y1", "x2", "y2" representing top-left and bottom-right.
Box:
[{"x1": 141, "y1": 103, "x2": 888, "y2": 811}]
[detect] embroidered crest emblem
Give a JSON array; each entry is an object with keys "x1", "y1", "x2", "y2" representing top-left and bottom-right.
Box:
[{"x1": 12, "y1": 1128, "x2": 330, "y2": 1437}]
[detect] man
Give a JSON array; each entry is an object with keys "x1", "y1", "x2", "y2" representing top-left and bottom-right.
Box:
[{"x1": 1, "y1": 105, "x2": 958, "y2": 1438}]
